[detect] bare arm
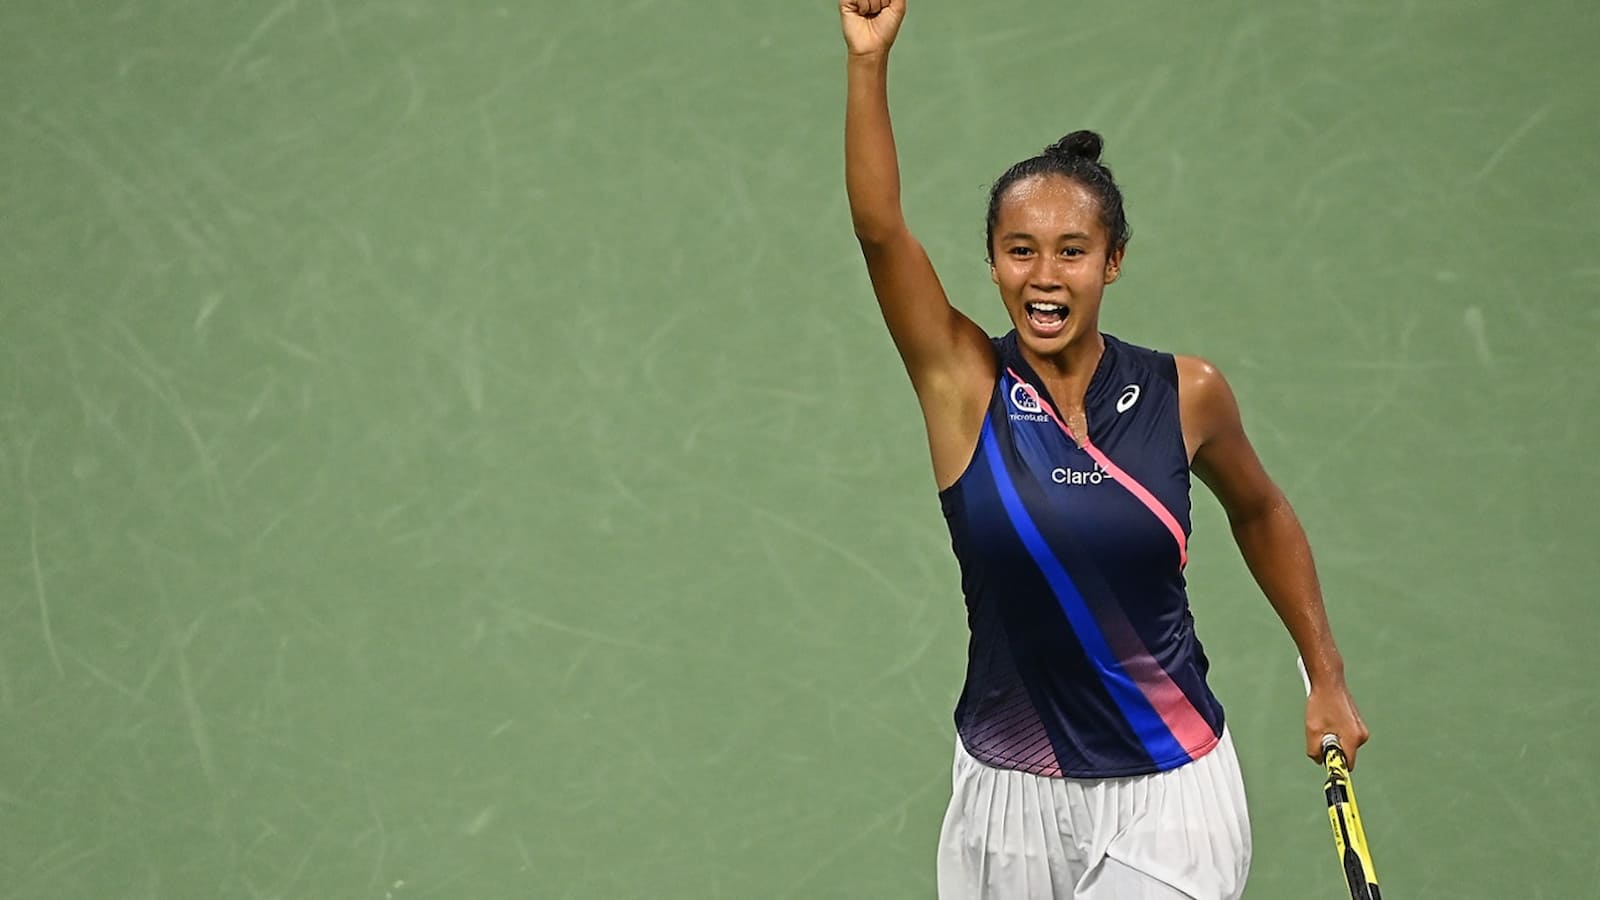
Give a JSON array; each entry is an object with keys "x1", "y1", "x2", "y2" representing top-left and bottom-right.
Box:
[
  {"x1": 841, "y1": 0, "x2": 988, "y2": 391},
  {"x1": 1178, "y1": 356, "x2": 1371, "y2": 766}
]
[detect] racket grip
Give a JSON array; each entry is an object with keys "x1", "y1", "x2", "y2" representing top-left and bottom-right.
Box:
[{"x1": 1320, "y1": 734, "x2": 1348, "y2": 769}]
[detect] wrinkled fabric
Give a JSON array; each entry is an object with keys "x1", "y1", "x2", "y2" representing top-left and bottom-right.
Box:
[{"x1": 936, "y1": 728, "x2": 1251, "y2": 899}]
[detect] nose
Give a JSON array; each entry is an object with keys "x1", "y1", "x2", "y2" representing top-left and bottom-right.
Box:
[
  {"x1": 1028, "y1": 256, "x2": 1064, "y2": 291},
  {"x1": 1030, "y1": 269, "x2": 1063, "y2": 292}
]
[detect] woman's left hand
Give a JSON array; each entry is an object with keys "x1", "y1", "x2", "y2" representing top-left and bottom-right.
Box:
[{"x1": 1305, "y1": 683, "x2": 1370, "y2": 767}]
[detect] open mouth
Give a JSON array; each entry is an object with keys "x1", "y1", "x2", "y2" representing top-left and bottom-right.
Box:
[{"x1": 1026, "y1": 302, "x2": 1069, "y2": 327}]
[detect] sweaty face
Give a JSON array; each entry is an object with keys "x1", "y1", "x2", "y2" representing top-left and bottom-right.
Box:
[{"x1": 989, "y1": 175, "x2": 1122, "y2": 356}]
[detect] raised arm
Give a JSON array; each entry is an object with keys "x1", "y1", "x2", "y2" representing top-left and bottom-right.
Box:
[
  {"x1": 841, "y1": 0, "x2": 988, "y2": 391},
  {"x1": 1177, "y1": 356, "x2": 1371, "y2": 767}
]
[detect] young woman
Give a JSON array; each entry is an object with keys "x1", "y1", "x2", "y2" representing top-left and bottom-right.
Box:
[{"x1": 840, "y1": 2, "x2": 1369, "y2": 897}]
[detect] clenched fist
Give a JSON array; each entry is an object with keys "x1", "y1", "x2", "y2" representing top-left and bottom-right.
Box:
[{"x1": 840, "y1": 0, "x2": 906, "y2": 58}]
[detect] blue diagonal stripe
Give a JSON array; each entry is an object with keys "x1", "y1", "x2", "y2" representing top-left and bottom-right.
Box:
[{"x1": 980, "y1": 417, "x2": 1185, "y2": 763}]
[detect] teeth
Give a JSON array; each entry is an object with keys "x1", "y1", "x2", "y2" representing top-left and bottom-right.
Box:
[{"x1": 1027, "y1": 302, "x2": 1066, "y2": 313}]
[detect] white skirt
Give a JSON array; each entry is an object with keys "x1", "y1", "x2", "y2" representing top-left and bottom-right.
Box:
[{"x1": 936, "y1": 728, "x2": 1252, "y2": 900}]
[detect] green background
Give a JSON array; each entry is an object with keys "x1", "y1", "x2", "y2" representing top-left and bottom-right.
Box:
[{"x1": 3, "y1": 1, "x2": 1597, "y2": 897}]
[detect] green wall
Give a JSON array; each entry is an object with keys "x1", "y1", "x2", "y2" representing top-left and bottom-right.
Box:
[{"x1": 3, "y1": 1, "x2": 1596, "y2": 896}]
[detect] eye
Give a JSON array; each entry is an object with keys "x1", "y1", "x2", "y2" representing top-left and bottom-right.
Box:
[
  {"x1": 1007, "y1": 246, "x2": 1034, "y2": 258},
  {"x1": 1062, "y1": 247, "x2": 1085, "y2": 258}
]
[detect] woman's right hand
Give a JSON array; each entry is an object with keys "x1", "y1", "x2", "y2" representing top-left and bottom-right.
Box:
[{"x1": 840, "y1": 0, "x2": 905, "y2": 58}]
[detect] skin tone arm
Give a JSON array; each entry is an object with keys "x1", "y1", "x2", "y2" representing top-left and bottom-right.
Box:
[
  {"x1": 841, "y1": 0, "x2": 991, "y2": 485},
  {"x1": 1177, "y1": 356, "x2": 1371, "y2": 767}
]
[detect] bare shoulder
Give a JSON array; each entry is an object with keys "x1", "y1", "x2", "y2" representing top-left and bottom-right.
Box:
[
  {"x1": 1173, "y1": 354, "x2": 1243, "y2": 461},
  {"x1": 1175, "y1": 354, "x2": 1225, "y2": 397},
  {"x1": 918, "y1": 324, "x2": 998, "y2": 490},
  {"x1": 907, "y1": 312, "x2": 996, "y2": 407},
  {"x1": 1175, "y1": 354, "x2": 1241, "y2": 411},
  {"x1": 1174, "y1": 354, "x2": 1283, "y2": 511}
]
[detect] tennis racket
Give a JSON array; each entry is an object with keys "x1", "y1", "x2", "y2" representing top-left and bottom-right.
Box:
[{"x1": 1297, "y1": 657, "x2": 1382, "y2": 899}]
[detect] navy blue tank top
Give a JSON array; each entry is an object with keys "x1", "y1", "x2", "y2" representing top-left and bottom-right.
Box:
[{"x1": 940, "y1": 331, "x2": 1225, "y2": 778}]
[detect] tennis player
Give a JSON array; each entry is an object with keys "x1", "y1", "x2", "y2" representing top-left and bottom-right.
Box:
[{"x1": 840, "y1": 2, "x2": 1370, "y2": 897}]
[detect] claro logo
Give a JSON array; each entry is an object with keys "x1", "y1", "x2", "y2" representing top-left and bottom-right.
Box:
[{"x1": 1052, "y1": 464, "x2": 1108, "y2": 486}]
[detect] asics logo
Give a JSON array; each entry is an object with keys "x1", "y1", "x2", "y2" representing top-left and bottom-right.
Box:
[{"x1": 1117, "y1": 384, "x2": 1141, "y2": 413}]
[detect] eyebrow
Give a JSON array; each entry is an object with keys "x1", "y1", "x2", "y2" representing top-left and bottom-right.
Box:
[{"x1": 1000, "y1": 231, "x2": 1093, "y2": 242}]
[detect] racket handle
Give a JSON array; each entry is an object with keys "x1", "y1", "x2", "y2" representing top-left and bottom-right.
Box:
[{"x1": 1321, "y1": 734, "x2": 1348, "y2": 769}]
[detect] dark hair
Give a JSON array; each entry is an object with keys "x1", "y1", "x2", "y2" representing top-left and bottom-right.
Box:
[{"x1": 985, "y1": 130, "x2": 1131, "y2": 262}]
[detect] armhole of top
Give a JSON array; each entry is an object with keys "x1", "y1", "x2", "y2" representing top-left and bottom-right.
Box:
[
  {"x1": 1156, "y1": 351, "x2": 1181, "y2": 391},
  {"x1": 936, "y1": 336, "x2": 1005, "y2": 498}
]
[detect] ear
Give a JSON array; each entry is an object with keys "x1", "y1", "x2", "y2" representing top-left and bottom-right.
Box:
[
  {"x1": 1103, "y1": 246, "x2": 1125, "y2": 285},
  {"x1": 989, "y1": 260, "x2": 999, "y2": 285}
]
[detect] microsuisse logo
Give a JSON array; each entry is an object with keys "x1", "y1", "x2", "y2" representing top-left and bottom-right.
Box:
[{"x1": 1008, "y1": 382, "x2": 1049, "y2": 423}]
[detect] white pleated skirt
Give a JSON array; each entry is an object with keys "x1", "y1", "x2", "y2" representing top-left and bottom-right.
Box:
[{"x1": 936, "y1": 728, "x2": 1251, "y2": 900}]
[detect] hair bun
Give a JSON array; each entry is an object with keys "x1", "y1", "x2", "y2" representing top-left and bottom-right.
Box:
[{"x1": 1043, "y1": 130, "x2": 1104, "y2": 163}]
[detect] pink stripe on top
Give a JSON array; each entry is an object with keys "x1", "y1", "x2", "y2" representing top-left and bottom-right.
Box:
[
  {"x1": 1007, "y1": 368, "x2": 1214, "y2": 755},
  {"x1": 1092, "y1": 600, "x2": 1222, "y2": 756},
  {"x1": 1006, "y1": 369, "x2": 1188, "y2": 568}
]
